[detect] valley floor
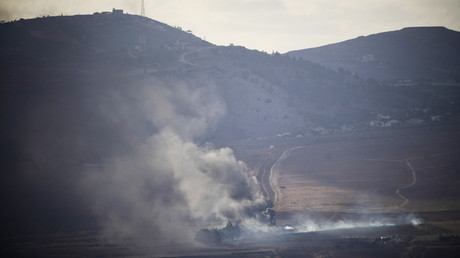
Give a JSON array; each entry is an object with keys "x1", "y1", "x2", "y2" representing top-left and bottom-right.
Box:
[{"x1": 3, "y1": 125, "x2": 460, "y2": 257}]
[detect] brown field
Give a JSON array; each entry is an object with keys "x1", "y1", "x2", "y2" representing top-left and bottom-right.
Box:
[
  {"x1": 272, "y1": 127, "x2": 460, "y2": 214},
  {"x1": 230, "y1": 126, "x2": 460, "y2": 257},
  {"x1": 3, "y1": 126, "x2": 460, "y2": 257}
]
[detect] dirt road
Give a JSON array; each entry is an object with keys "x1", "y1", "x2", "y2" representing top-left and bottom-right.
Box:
[
  {"x1": 255, "y1": 146, "x2": 304, "y2": 206},
  {"x1": 179, "y1": 46, "x2": 216, "y2": 66},
  {"x1": 396, "y1": 159, "x2": 417, "y2": 206},
  {"x1": 256, "y1": 157, "x2": 276, "y2": 202}
]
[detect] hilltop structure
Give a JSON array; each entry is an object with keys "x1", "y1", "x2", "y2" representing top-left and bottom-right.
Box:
[
  {"x1": 112, "y1": 8, "x2": 123, "y2": 15},
  {"x1": 141, "y1": 0, "x2": 145, "y2": 17}
]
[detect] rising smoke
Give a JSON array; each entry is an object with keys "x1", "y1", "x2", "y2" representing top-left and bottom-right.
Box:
[{"x1": 79, "y1": 79, "x2": 264, "y2": 245}]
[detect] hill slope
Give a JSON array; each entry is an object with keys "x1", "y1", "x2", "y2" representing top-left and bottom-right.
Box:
[
  {"x1": 288, "y1": 27, "x2": 460, "y2": 83},
  {"x1": 1, "y1": 12, "x2": 406, "y2": 141},
  {"x1": 1, "y1": 14, "x2": 460, "y2": 235}
]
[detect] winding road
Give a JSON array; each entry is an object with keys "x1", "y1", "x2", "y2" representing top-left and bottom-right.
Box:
[
  {"x1": 260, "y1": 150, "x2": 422, "y2": 209},
  {"x1": 395, "y1": 149, "x2": 460, "y2": 206},
  {"x1": 269, "y1": 146, "x2": 304, "y2": 205},
  {"x1": 258, "y1": 145, "x2": 458, "y2": 210},
  {"x1": 396, "y1": 159, "x2": 417, "y2": 207},
  {"x1": 260, "y1": 149, "x2": 421, "y2": 208},
  {"x1": 178, "y1": 46, "x2": 216, "y2": 66},
  {"x1": 257, "y1": 157, "x2": 276, "y2": 202},
  {"x1": 361, "y1": 157, "x2": 418, "y2": 207},
  {"x1": 257, "y1": 146, "x2": 304, "y2": 206}
]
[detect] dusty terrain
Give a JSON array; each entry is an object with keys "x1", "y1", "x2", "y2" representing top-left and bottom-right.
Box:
[
  {"x1": 237, "y1": 126, "x2": 460, "y2": 213},
  {"x1": 235, "y1": 125, "x2": 460, "y2": 257},
  {"x1": 273, "y1": 128, "x2": 460, "y2": 213},
  {"x1": 3, "y1": 126, "x2": 460, "y2": 257}
]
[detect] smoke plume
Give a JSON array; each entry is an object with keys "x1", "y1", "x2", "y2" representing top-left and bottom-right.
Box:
[{"x1": 79, "y1": 79, "x2": 263, "y2": 245}]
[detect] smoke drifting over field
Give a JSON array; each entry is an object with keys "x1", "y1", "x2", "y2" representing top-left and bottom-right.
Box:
[
  {"x1": 79, "y1": 80, "x2": 264, "y2": 244},
  {"x1": 295, "y1": 214, "x2": 422, "y2": 233}
]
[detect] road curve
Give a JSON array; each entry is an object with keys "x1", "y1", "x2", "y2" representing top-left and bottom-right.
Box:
[
  {"x1": 269, "y1": 146, "x2": 304, "y2": 206},
  {"x1": 178, "y1": 46, "x2": 216, "y2": 66},
  {"x1": 396, "y1": 159, "x2": 417, "y2": 207},
  {"x1": 256, "y1": 157, "x2": 276, "y2": 201}
]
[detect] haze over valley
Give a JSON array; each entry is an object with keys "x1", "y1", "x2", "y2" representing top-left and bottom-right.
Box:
[{"x1": 1, "y1": 9, "x2": 460, "y2": 257}]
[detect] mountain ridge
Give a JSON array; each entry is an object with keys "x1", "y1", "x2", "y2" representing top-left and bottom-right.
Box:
[
  {"x1": 1, "y1": 14, "x2": 458, "y2": 141},
  {"x1": 1, "y1": 12, "x2": 460, "y2": 235},
  {"x1": 288, "y1": 26, "x2": 460, "y2": 83}
]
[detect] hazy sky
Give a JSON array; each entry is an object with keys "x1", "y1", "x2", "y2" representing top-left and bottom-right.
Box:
[{"x1": 1, "y1": 0, "x2": 459, "y2": 52}]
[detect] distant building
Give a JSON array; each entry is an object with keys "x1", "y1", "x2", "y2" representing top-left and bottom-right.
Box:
[
  {"x1": 112, "y1": 8, "x2": 123, "y2": 15},
  {"x1": 377, "y1": 113, "x2": 390, "y2": 120},
  {"x1": 431, "y1": 115, "x2": 441, "y2": 122},
  {"x1": 369, "y1": 119, "x2": 400, "y2": 128},
  {"x1": 406, "y1": 118, "x2": 424, "y2": 125},
  {"x1": 361, "y1": 54, "x2": 376, "y2": 63}
]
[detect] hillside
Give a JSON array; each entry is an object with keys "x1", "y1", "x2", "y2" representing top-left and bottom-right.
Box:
[
  {"x1": 0, "y1": 12, "x2": 413, "y2": 142},
  {"x1": 288, "y1": 27, "x2": 460, "y2": 83},
  {"x1": 1, "y1": 13, "x2": 460, "y2": 236}
]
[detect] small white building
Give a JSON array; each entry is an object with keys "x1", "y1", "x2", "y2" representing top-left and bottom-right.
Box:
[
  {"x1": 406, "y1": 118, "x2": 424, "y2": 125},
  {"x1": 431, "y1": 115, "x2": 441, "y2": 122}
]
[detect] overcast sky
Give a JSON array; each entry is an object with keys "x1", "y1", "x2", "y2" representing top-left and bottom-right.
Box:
[{"x1": 1, "y1": 0, "x2": 459, "y2": 52}]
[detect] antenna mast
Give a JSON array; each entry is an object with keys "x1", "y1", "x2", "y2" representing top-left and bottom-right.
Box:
[{"x1": 141, "y1": 0, "x2": 145, "y2": 16}]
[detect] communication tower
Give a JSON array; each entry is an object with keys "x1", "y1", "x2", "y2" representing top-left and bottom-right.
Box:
[{"x1": 141, "y1": 0, "x2": 145, "y2": 16}]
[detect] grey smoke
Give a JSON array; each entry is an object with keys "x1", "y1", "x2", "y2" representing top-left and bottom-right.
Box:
[
  {"x1": 79, "y1": 79, "x2": 263, "y2": 245},
  {"x1": 294, "y1": 213, "x2": 422, "y2": 233}
]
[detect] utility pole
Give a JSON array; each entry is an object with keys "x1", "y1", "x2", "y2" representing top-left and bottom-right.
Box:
[{"x1": 141, "y1": 0, "x2": 145, "y2": 17}]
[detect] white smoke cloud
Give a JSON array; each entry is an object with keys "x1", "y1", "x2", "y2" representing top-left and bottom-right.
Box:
[
  {"x1": 79, "y1": 79, "x2": 263, "y2": 246},
  {"x1": 296, "y1": 220, "x2": 396, "y2": 233},
  {"x1": 295, "y1": 213, "x2": 422, "y2": 233}
]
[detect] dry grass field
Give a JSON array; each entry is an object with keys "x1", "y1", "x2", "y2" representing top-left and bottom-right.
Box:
[
  {"x1": 219, "y1": 126, "x2": 460, "y2": 257},
  {"x1": 3, "y1": 126, "x2": 460, "y2": 257},
  {"x1": 274, "y1": 127, "x2": 460, "y2": 214}
]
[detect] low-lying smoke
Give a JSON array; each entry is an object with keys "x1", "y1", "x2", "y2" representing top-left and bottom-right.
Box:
[
  {"x1": 294, "y1": 213, "x2": 422, "y2": 233},
  {"x1": 79, "y1": 79, "x2": 264, "y2": 245},
  {"x1": 76, "y1": 78, "x2": 423, "y2": 249}
]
